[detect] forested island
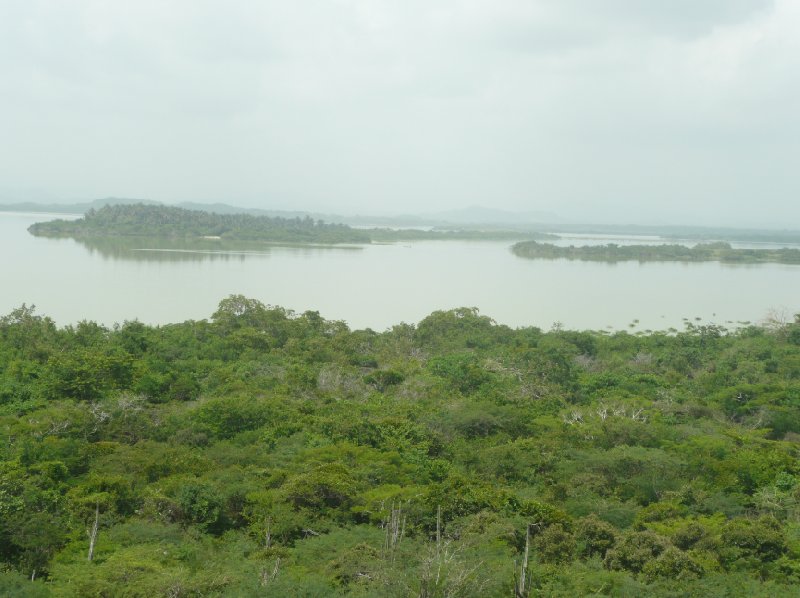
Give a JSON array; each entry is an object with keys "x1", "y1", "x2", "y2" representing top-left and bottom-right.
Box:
[
  {"x1": 27, "y1": 204, "x2": 551, "y2": 246},
  {"x1": 512, "y1": 241, "x2": 800, "y2": 265},
  {"x1": 28, "y1": 204, "x2": 372, "y2": 244},
  {"x1": 2, "y1": 298, "x2": 800, "y2": 596}
]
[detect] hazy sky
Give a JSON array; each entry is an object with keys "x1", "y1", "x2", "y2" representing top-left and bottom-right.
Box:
[{"x1": 1, "y1": 0, "x2": 798, "y2": 225}]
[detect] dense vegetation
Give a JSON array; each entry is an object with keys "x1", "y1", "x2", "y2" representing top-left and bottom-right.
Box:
[
  {"x1": 512, "y1": 241, "x2": 800, "y2": 265},
  {"x1": 28, "y1": 205, "x2": 371, "y2": 244},
  {"x1": 2, "y1": 298, "x2": 800, "y2": 596}
]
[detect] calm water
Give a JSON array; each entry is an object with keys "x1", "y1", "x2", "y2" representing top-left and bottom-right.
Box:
[{"x1": 2, "y1": 212, "x2": 799, "y2": 332}]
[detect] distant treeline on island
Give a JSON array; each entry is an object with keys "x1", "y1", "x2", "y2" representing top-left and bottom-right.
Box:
[
  {"x1": 27, "y1": 204, "x2": 554, "y2": 244},
  {"x1": 28, "y1": 204, "x2": 372, "y2": 244},
  {"x1": 512, "y1": 241, "x2": 800, "y2": 265}
]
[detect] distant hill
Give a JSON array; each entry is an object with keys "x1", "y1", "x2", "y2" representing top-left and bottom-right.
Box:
[
  {"x1": 176, "y1": 202, "x2": 314, "y2": 219},
  {"x1": 0, "y1": 197, "x2": 159, "y2": 215},
  {"x1": 336, "y1": 206, "x2": 559, "y2": 230},
  {"x1": 427, "y1": 205, "x2": 560, "y2": 225},
  {"x1": 0, "y1": 197, "x2": 335, "y2": 225},
  {"x1": 1, "y1": 199, "x2": 558, "y2": 230}
]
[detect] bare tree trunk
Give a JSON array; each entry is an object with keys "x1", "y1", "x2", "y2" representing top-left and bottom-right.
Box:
[
  {"x1": 514, "y1": 524, "x2": 531, "y2": 598},
  {"x1": 434, "y1": 505, "x2": 443, "y2": 588},
  {"x1": 384, "y1": 502, "x2": 406, "y2": 562},
  {"x1": 30, "y1": 569, "x2": 36, "y2": 582},
  {"x1": 518, "y1": 525, "x2": 530, "y2": 597},
  {"x1": 265, "y1": 517, "x2": 271, "y2": 549},
  {"x1": 260, "y1": 557, "x2": 281, "y2": 586},
  {"x1": 271, "y1": 557, "x2": 280, "y2": 581},
  {"x1": 87, "y1": 504, "x2": 99, "y2": 562},
  {"x1": 436, "y1": 505, "x2": 442, "y2": 556}
]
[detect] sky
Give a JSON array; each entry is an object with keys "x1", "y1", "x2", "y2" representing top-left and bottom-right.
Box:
[{"x1": 0, "y1": 0, "x2": 798, "y2": 226}]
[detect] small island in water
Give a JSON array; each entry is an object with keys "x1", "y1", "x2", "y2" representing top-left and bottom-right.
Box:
[{"x1": 512, "y1": 240, "x2": 800, "y2": 265}]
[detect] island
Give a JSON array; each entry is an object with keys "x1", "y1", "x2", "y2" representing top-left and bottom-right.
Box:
[
  {"x1": 28, "y1": 203, "x2": 372, "y2": 244},
  {"x1": 27, "y1": 203, "x2": 556, "y2": 245},
  {"x1": 512, "y1": 240, "x2": 800, "y2": 265}
]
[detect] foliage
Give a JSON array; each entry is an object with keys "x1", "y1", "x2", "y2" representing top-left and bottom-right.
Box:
[{"x1": 0, "y1": 299, "x2": 799, "y2": 595}]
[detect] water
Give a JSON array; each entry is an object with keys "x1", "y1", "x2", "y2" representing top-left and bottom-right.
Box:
[{"x1": 1, "y1": 212, "x2": 799, "y2": 332}]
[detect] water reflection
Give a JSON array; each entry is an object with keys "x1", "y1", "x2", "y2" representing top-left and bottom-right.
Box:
[{"x1": 73, "y1": 235, "x2": 364, "y2": 262}]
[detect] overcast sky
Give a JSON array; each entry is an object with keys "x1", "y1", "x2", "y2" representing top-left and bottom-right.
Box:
[{"x1": 1, "y1": 0, "x2": 798, "y2": 225}]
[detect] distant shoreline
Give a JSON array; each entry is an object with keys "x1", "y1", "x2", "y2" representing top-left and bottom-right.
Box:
[{"x1": 512, "y1": 241, "x2": 800, "y2": 265}]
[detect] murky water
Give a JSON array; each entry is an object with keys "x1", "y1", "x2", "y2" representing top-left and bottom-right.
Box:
[{"x1": 2, "y1": 212, "x2": 798, "y2": 331}]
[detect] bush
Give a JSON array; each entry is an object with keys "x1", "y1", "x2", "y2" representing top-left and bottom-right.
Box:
[
  {"x1": 534, "y1": 523, "x2": 576, "y2": 564},
  {"x1": 642, "y1": 546, "x2": 704, "y2": 582},
  {"x1": 282, "y1": 464, "x2": 358, "y2": 512},
  {"x1": 175, "y1": 481, "x2": 224, "y2": 532},
  {"x1": 604, "y1": 530, "x2": 671, "y2": 573},
  {"x1": 577, "y1": 514, "x2": 618, "y2": 558},
  {"x1": 720, "y1": 517, "x2": 786, "y2": 567}
]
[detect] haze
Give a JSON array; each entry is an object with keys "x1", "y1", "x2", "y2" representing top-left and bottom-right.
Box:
[{"x1": 1, "y1": 0, "x2": 798, "y2": 226}]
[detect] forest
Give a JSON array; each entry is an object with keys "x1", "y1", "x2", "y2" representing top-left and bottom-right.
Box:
[
  {"x1": 1, "y1": 298, "x2": 800, "y2": 596},
  {"x1": 512, "y1": 241, "x2": 800, "y2": 265}
]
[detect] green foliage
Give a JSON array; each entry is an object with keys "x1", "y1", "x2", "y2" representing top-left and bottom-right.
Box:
[
  {"x1": 604, "y1": 530, "x2": 671, "y2": 573},
  {"x1": 428, "y1": 352, "x2": 491, "y2": 394},
  {"x1": 1, "y1": 297, "x2": 800, "y2": 594},
  {"x1": 576, "y1": 514, "x2": 619, "y2": 558},
  {"x1": 174, "y1": 480, "x2": 225, "y2": 532},
  {"x1": 0, "y1": 571, "x2": 50, "y2": 597},
  {"x1": 415, "y1": 308, "x2": 508, "y2": 350},
  {"x1": 720, "y1": 517, "x2": 787, "y2": 567},
  {"x1": 534, "y1": 523, "x2": 576, "y2": 564},
  {"x1": 283, "y1": 463, "x2": 358, "y2": 513},
  {"x1": 190, "y1": 395, "x2": 275, "y2": 439},
  {"x1": 43, "y1": 348, "x2": 132, "y2": 401},
  {"x1": 641, "y1": 546, "x2": 704, "y2": 582}
]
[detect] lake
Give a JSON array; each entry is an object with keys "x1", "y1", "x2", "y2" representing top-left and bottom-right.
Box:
[{"x1": 2, "y1": 211, "x2": 799, "y2": 332}]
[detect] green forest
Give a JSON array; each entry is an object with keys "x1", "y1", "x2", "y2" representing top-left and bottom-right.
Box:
[
  {"x1": 2, "y1": 298, "x2": 800, "y2": 596},
  {"x1": 512, "y1": 241, "x2": 800, "y2": 265}
]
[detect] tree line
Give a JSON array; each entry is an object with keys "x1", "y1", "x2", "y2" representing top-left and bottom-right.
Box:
[{"x1": 512, "y1": 241, "x2": 800, "y2": 265}]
